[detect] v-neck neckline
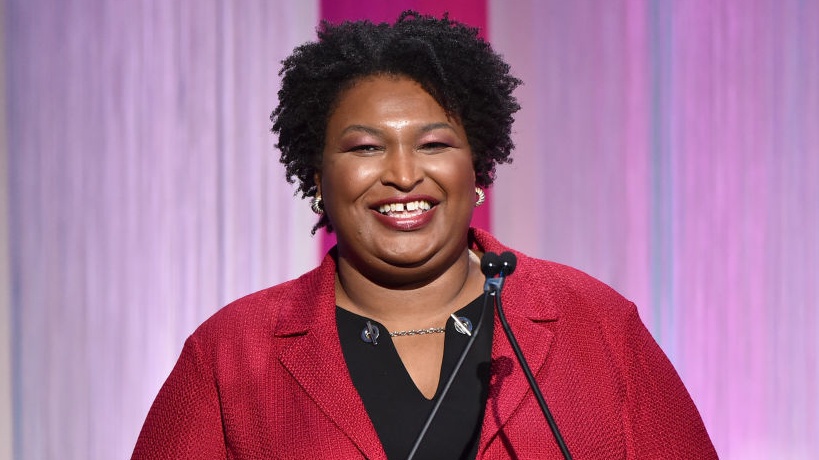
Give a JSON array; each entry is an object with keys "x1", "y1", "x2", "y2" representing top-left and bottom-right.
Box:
[{"x1": 335, "y1": 295, "x2": 492, "y2": 460}]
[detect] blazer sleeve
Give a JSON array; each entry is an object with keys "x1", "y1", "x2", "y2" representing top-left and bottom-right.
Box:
[
  {"x1": 620, "y1": 305, "x2": 718, "y2": 459},
  {"x1": 131, "y1": 335, "x2": 227, "y2": 459}
]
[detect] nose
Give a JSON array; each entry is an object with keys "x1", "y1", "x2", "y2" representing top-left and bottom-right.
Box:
[{"x1": 381, "y1": 146, "x2": 423, "y2": 191}]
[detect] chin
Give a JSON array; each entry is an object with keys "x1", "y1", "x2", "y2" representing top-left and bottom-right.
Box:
[
  {"x1": 379, "y1": 249, "x2": 436, "y2": 269},
  {"x1": 382, "y1": 238, "x2": 462, "y2": 270}
]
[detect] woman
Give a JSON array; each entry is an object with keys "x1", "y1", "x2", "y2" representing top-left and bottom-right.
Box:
[{"x1": 133, "y1": 12, "x2": 716, "y2": 459}]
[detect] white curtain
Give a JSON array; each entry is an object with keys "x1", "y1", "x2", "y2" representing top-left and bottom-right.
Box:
[
  {"x1": 5, "y1": 1, "x2": 318, "y2": 458},
  {"x1": 491, "y1": 0, "x2": 819, "y2": 457}
]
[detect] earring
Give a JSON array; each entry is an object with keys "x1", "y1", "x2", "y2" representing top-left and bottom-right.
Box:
[
  {"x1": 310, "y1": 195, "x2": 324, "y2": 215},
  {"x1": 475, "y1": 187, "x2": 486, "y2": 207}
]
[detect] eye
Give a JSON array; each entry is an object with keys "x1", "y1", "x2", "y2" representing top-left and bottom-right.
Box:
[
  {"x1": 348, "y1": 144, "x2": 383, "y2": 155},
  {"x1": 419, "y1": 142, "x2": 450, "y2": 152}
]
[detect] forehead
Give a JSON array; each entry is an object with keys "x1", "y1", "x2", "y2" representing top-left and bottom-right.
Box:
[{"x1": 327, "y1": 75, "x2": 452, "y2": 128}]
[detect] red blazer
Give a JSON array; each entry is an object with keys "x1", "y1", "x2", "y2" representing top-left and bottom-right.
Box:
[{"x1": 133, "y1": 229, "x2": 717, "y2": 459}]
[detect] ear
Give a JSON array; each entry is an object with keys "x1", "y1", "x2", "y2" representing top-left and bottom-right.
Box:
[{"x1": 313, "y1": 171, "x2": 322, "y2": 197}]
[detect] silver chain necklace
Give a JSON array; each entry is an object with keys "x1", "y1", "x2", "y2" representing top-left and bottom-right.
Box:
[
  {"x1": 389, "y1": 327, "x2": 446, "y2": 337},
  {"x1": 361, "y1": 314, "x2": 473, "y2": 345}
]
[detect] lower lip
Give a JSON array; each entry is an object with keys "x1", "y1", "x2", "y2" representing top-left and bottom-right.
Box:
[{"x1": 372, "y1": 207, "x2": 437, "y2": 231}]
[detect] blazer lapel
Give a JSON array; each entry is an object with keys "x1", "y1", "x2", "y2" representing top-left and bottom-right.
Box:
[
  {"x1": 274, "y1": 254, "x2": 386, "y2": 459},
  {"x1": 278, "y1": 319, "x2": 386, "y2": 459},
  {"x1": 469, "y1": 235, "x2": 561, "y2": 454},
  {"x1": 479, "y1": 306, "x2": 556, "y2": 448}
]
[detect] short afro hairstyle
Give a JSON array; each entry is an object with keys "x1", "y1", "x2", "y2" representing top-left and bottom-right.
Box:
[{"x1": 271, "y1": 10, "x2": 521, "y2": 232}]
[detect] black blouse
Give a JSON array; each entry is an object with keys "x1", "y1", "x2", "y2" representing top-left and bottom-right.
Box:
[{"x1": 336, "y1": 295, "x2": 493, "y2": 460}]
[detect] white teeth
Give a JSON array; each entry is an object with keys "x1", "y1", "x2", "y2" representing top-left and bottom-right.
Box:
[{"x1": 378, "y1": 200, "x2": 432, "y2": 215}]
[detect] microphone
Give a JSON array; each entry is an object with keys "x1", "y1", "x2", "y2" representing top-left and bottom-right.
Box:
[
  {"x1": 490, "y1": 251, "x2": 572, "y2": 460},
  {"x1": 480, "y1": 251, "x2": 502, "y2": 277},
  {"x1": 482, "y1": 251, "x2": 516, "y2": 294},
  {"x1": 498, "y1": 251, "x2": 517, "y2": 276}
]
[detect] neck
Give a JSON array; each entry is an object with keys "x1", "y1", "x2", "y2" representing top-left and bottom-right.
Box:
[{"x1": 334, "y1": 248, "x2": 484, "y2": 331}]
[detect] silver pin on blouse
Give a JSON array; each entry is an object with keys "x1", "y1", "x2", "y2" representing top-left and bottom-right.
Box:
[
  {"x1": 451, "y1": 314, "x2": 473, "y2": 336},
  {"x1": 361, "y1": 321, "x2": 380, "y2": 345}
]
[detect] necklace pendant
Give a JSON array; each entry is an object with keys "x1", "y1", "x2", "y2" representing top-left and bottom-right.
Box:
[
  {"x1": 452, "y1": 315, "x2": 473, "y2": 336},
  {"x1": 361, "y1": 321, "x2": 380, "y2": 345}
]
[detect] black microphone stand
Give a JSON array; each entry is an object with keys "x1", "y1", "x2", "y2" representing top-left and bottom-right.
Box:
[
  {"x1": 405, "y1": 287, "x2": 493, "y2": 460},
  {"x1": 405, "y1": 253, "x2": 507, "y2": 460},
  {"x1": 406, "y1": 252, "x2": 572, "y2": 460},
  {"x1": 493, "y1": 253, "x2": 572, "y2": 460}
]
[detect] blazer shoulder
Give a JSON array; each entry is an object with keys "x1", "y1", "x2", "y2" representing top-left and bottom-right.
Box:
[
  {"x1": 191, "y1": 263, "x2": 332, "y2": 348},
  {"x1": 471, "y1": 229, "x2": 635, "y2": 322},
  {"x1": 515, "y1": 253, "x2": 636, "y2": 323}
]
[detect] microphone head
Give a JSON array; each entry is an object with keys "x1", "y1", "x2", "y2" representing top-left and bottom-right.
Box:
[
  {"x1": 499, "y1": 251, "x2": 517, "y2": 276},
  {"x1": 480, "y1": 252, "x2": 502, "y2": 277}
]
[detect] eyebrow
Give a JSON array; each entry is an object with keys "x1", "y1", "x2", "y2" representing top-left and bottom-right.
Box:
[
  {"x1": 340, "y1": 125, "x2": 381, "y2": 136},
  {"x1": 419, "y1": 122, "x2": 456, "y2": 133},
  {"x1": 340, "y1": 122, "x2": 456, "y2": 136}
]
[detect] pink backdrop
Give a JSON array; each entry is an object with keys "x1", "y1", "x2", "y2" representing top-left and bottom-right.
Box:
[
  {"x1": 317, "y1": 0, "x2": 492, "y2": 254},
  {"x1": 3, "y1": 0, "x2": 817, "y2": 458},
  {"x1": 490, "y1": 1, "x2": 818, "y2": 457}
]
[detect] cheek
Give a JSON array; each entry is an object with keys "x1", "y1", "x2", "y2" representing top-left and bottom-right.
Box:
[
  {"x1": 320, "y1": 159, "x2": 378, "y2": 203},
  {"x1": 428, "y1": 155, "x2": 476, "y2": 189}
]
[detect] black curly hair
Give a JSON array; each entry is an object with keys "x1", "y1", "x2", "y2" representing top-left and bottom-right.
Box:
[{"x1": 271, "y1": 10, "x2": 521, "y2": 232}]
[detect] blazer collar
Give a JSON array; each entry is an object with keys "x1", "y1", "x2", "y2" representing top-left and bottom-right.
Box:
[
  {"x1": 273, "y1": 229, "x2": 561, "y2": 458},
  {"x1": 469, "y1": 227, "x2": 561, "y2": 322},
  {"x1": 273, "y1": 229, "x2": 561, "y2": 334}
]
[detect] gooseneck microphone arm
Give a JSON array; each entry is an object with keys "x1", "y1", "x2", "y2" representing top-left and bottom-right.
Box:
[
  {"x1": 406, "y1": 251, "x2": 571, "y2": 460},
  {"x1": 405, "y1": 275, "x2": 494, "y2": 460},
  {"x1": 493, "y1": 252, "x2": 572, "y2": 460},
  {"x1": 406, "y1": 252, "x2": 510, "y2": 460}
]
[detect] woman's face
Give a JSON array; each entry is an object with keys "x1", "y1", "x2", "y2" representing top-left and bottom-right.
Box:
[{"x1": 317, "y1": 75, "x2": 476, "y2": 281}]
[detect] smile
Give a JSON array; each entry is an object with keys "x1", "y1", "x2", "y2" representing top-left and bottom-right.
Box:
[{"x1": 377, "y1": 200, "x2": 433, "y2": 217}]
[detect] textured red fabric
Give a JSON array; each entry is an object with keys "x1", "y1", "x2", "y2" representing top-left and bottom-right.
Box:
[{"x1": 132, "y1": 229, "x2": 717, "y2": 459}]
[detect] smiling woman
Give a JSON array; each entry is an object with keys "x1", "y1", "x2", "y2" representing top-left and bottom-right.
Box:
[
  {"x1": 320, "y1": 76, "x2": 477, "y2": 283},
  {"x1": 132, "y1": 11, "x2": 717, "y2": 460},
  {"x1": 320, "y1": 75, "x2": 483, "y2": 403}
]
